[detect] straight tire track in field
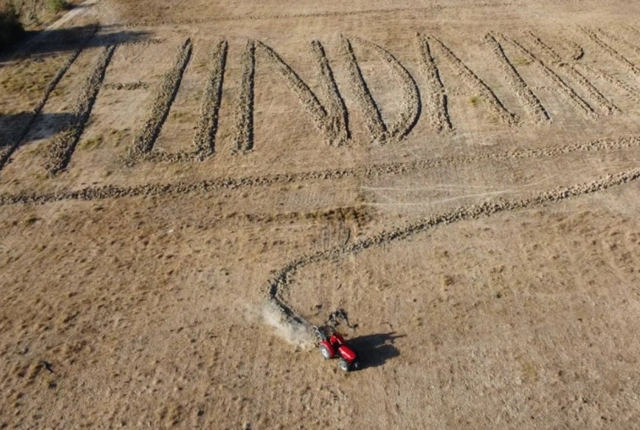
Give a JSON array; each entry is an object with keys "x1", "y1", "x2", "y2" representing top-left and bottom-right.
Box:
[
  {"x1": 234, "y1": 41, "x2": 256, "y2": 152},
  {"x1": 120, "y1": 3, "x2": 515, "y2": 26},
  {"x1": 341, "y1": 36, "x2": 388, "y2": 143},
  {"x1": 416, "y1": 34, "x2": 453, "y2": 132},
  {"x1": 265, "y1": 165, "x2": 640, "y2": 328},
  {"x1": 1, "y1": 135, "x2": 639, "y2": 206},
  {"x1": 192, "y1": 40, "x2": 229, "y2": 158}
]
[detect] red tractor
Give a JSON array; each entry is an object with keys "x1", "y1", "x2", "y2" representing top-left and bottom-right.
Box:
[{"x1": 314, "y1": 325, "x2": 360, "y2": 372}]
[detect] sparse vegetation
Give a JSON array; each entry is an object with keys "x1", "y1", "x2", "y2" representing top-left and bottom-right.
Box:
[
  {"x1": 513, "y1": 57, "x2": 532, "y2": 66},
  {"x1": 78, "y1": 135, "x2": 104, "y2": 150},
  {"x1": 22, "y1": 214, "x2": 39, "y2": 226},
  {"x1": 0, "y1": 2, "x2": 24, "y2": 52},
  {"x1": 46, "y1": 0, "x2": 69, "y2": 14}
]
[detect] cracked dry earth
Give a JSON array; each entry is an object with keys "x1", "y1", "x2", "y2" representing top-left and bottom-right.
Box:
[{"x1": 2, "y1": 0, "x2": 640, "y2": 428}]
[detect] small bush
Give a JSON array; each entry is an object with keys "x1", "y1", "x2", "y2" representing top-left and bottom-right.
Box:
[
  {"x1": 0, "y1": 3, "x2": 24, "y2": 52},
  {"x1": 46, "y1": 0, "x2": 69, "y2": 14}
]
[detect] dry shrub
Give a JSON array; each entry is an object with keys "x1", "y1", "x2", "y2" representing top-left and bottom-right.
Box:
[{"x1": 46, "y1": 0, "x2": 68, "y2": 14}]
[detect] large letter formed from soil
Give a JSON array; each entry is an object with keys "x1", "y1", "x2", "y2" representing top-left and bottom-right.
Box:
[
  {"x1": 498, "y1": 34, "x2": 596, "y2": 119},
  {"x1": 234, "y1": 41, "x2": 256, "y2": 152},
  {"x1": 524, "y1": 31, "x2": 618, "y2": 116},
  {"x1": 341, "y1": 36, "x2": 421, "y2": 143},
  {"x1": 484, "y1": 33, "x2": 550, "y2": 124},
  {"x1": 575, "y1": 63, "x2": 640, "y2": 104},
  {"x1": 44, "y1": 44, "x2": 117, "y2": 175},
  {"x1": 129, "y1": 38, "x2": 193, "y2": 159},
  {"x1": 580, "y1": 28, "x2": 640, "y2": 83},
  {"x1": 254, "y1": 41, "x2": 349, "y2": 146},
  {"x1": 427, "y1": 35, "x2": 518, "y2": 126},
  {"x1": 416, "y1": 33, "x2": 453, "y2": 133},
  {"x1": 351, "y1": 36, "x2": 421, "y2": 140},
  {"x1": 596, "y1": 29, "x2": 640, "y2": 58},
  {"x1": 192, "y1": 40, "x2": 228, "y2": 157}
]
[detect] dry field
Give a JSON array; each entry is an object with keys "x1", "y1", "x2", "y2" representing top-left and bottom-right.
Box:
[{"x1": 2, "y1": 0, "x2": 640, "y2": 428}]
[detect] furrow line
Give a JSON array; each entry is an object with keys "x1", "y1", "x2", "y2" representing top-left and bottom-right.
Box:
[
  {"x1": 595, "y1": 28, "x2": 640, "y2": 57},
  {"x1": 415, "y1": 34, "x2": 453, "y2": 132},
  {"x1": 43, "y1": 45, "x2": 117, "y2": 175},
  {"x1": 622, "y1": 25, "x2": 640, "y2": 40},
  {"x1": 560, "y1": 37, "x2": 584, "y2": 61},
  {"x1": 192, "y1": 40, "x2": 228, "y2": 157},
  {"x1": 340, "y1": 36, "x2": 387, "y2": 143},
  {"x1": 255, "y1": 41, "x2": 348, "y2": 146},
  {"x1": 311, "y1": 41, "x2": 350, "y2": 145},
  {"x1": 574, "y1": 64, "x2": 640, "y2": 103},
  {"x1": 233, "y1": 41, "x2": 256, "y2": 152},
  {"x1": 580, "y1": 28, "x2": 640, "y2": 81}
]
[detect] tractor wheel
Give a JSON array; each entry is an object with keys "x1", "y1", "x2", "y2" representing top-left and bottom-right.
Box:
[
  {"x1": 319, "y1": 344, "x2": 332, "y2": 360},
  {"x1": 338, "y1": 358, "x2": 350, "y2": 372}
]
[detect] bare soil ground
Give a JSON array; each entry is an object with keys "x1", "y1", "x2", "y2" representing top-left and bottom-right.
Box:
[{"x1": 2, "y1": 0, "x2": 640, "y2": 428}]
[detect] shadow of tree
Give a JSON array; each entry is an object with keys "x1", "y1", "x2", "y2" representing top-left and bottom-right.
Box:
[
  {"x1": 347, "y1": 332, "x2": 405, "y2": 370},
  {"x1": 0, "y1": 24, "x2": 150, "y2": 63},
  {"x1": 0, "y1": 111, "x2": 77, "y2": 148}
]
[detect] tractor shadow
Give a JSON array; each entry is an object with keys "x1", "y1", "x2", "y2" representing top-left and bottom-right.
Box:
[{"x1": 348, "y1": 332, "x2": 405, "y2": 370}]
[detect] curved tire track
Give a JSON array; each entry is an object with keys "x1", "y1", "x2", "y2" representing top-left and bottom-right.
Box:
[{"x1": 265, "y1": 166, "x2": 640, "y2": 328}]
